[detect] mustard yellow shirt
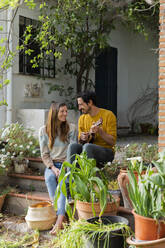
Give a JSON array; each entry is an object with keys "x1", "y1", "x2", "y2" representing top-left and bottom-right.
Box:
[{"x1": 78, "y1": 108, "x2": 117, "y2": 151}]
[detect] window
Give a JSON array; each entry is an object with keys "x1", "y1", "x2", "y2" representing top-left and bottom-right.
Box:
[{"x1": 19, "y1": 16, "x2": 55, "y2": 78}]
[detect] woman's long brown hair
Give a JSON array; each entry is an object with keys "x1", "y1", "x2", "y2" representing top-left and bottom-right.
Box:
[{"x1": 46, "y1": 102, "x2": 70, "y2": 149}]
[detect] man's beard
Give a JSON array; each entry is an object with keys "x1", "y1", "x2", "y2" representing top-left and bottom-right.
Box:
[{"x1": 80, "y1": 108, "x2": 89, "y2": 115}]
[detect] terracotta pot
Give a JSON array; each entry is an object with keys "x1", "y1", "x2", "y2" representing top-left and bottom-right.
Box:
[
  {"x1": 0, "y1": 194, "x2": 6, "y2": 211},
  {"x1": 76, "y1": 197, "x2": 120, "y2": 220},
  {"x1": 117, "y1": 169, "x2": 146, "y2": 210},
  {"x1": 133, "y1": 210, "x2": 165, "y2": 241},
  {"x1": 25, "y1": 201, "x2": 56, "y2": 230},
  {"x1": 127, "y1": 236, "x2": 165, "y2": 248},
  {"x1": 14, "y1": 159, "x2": 29, "y2": 174}
]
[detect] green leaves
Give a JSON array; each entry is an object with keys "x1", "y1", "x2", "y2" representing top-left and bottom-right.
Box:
[
  {"x1": 3, "y1": 79, "x2": 10, "y2": 85},
  {"x1": 54, "y1": 151, "x2": 111, "y2": 219},
  {"x1": 127, "y1": 162, "x2": 165, "y2": 220},
  {"x1": 0, "y1": 99, "x2": 8, "y2": 106}
]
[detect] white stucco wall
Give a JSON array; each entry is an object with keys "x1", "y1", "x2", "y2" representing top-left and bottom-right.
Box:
[
  {"x1": 0, "y1": 3, "x2": 158, "y2": 130},
  {"x1": 110, "y1": 27, "x2": 158, "y2": 127},
  {"x1": 11, "y1": 2, "x2": 76, "y2": 123}
]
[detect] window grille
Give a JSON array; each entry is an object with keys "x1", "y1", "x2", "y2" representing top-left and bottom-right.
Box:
[{"x1": 19, "y1": 16, "x2": 55, "y2": 78}]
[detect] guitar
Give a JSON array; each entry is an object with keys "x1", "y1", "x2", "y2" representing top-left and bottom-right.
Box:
[{"x1": 79, "y1": 117, "x2": 103, "y2": 144}]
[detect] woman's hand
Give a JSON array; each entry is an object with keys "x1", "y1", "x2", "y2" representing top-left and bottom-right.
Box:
[{"x1": 51, "y1": 166, "x2": 60, "y2": 178}]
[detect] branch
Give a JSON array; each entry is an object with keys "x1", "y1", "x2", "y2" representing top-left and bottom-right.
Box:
[{"x1": 134, "y1": 1, "x2": 159, "y2": 12}]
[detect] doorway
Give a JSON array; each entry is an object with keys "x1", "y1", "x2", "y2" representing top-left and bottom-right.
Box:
[{"x1": 95, "y1": 46, "x2": 117, "y2": 116}]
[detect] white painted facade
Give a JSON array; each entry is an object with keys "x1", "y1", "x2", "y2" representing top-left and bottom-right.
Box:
[{"x1": 0, "y1": 3, "x2": 158, "y2": 132}]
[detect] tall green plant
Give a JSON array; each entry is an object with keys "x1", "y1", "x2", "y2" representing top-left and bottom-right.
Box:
[
  {"x1": 151, "y1": 151, "x2": 165, "y2": 215},
  {"x1": 127, "y1": 160, "x2": 164, "y2": 220},
  {"x1": 54, "y1": 152, "x2": 112, "y2": 219}
]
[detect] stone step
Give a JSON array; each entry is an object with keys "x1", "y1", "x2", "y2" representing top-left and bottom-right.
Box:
[
  {"x1": 27, "y1": 157, "x2": 45, "y2": 175},
  {"x1": 3, "y1": 191, "x2": 74, "y2": 216},
  {"x1": 3, "y1": 191, "x2": 50, "y2": 215},
  {"x1": 8, "y1": 173, "x2": 47, "y2": 192}
]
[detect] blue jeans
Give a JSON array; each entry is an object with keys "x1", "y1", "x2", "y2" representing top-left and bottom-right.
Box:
[{"x1": 44, "y1": 162, "x2": 66, "y2": 216}]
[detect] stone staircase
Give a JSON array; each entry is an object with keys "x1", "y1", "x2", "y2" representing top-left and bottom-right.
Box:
[
  {"x1": 1, "y1": 158, "x2": 135, "y2": 231},
  {"x1": 2, "y1": 158, "x2": 50, "y2": 215}
]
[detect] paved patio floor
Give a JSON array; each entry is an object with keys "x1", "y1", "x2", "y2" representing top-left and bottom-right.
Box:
[{"x1": 117, "y1": 134, "x2": 158, "y2": 146}]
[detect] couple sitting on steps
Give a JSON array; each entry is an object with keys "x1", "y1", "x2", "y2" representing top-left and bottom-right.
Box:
[{"x1": 39, "y1": 91, "x2": 117, "y2": 235}]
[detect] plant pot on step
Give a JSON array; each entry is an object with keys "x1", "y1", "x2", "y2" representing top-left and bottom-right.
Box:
[
  {"x1": 87, "y1": 215, "x2": 129, "y2": 248},
  {"x1": 25, "y1": 201, "x2": 56, "y2": 231},
  {"x1": 127, "y1": 236, "x2": 165, "y2": 248},
  {"x1": 13, "y1": 158, "x2": 29, "y2": 174},
  {"x1": 133, "y1": 210, "x2": 165, "y2": 241},
  {"x1": 0, "y1": 194, "x2": 6, "y2": 212},
  {"x1": 76, "y1": 196, "x2": 120, "y2": 220}
]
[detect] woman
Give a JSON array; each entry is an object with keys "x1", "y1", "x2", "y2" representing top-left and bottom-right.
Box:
[{"x1": 39, "y1": 102, "x2": 77, "y2": 234}]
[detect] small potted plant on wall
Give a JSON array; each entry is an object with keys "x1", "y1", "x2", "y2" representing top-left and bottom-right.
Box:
[
  {"x1": 55, "y1": 152, "x2": 120, "y2": 220},
  {"x1": 126, "y1": 155, "x2": 165, "y2": 245},
  {"x1": 0, "y1": 123, "x2": 40, "y2": 174}
]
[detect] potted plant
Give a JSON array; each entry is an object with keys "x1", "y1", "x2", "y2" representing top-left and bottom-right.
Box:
[
  {"x1": 117, "y1": 157, "x2": 146, "y2": 209},
  {"x1": 140, "y1": 122, "x2": 153, "y2": 134},
  {"x1": 127, "y1": 236, "x2": 165, "y2": 248},
  {"x1": 0, "y1": 123, "x2": 40, "y2": 173},
  {"x1": 53, "y1": 217, "x2": 130, "y2": 248},
  {"x1": 117, "y1": 143, "x2": 158, "y2": 209},
  {"x1": 127, "y1": 157, "x2": 165, "y2": 242},
  {"x1": 0, "y1": 190, "x2": 6, "y2": 212},
  {"x1": 0, "y1": 187, "x2": 11, "y2": 212},
  {"x1": 54, "y1": 152, "x2": 120, "y2": 220}
]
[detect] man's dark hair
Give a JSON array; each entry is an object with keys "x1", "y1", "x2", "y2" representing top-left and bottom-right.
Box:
[{"x1": 77, "y1": 91, "x2": 97, "y2": 106}]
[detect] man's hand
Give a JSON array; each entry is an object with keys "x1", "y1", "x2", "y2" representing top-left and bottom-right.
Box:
[
  {"x1": 80, "y1": 132, "x2": 89, "y2": 142},
  {"x1": 51, "y1": 166, "x2": 60, "y2": 178},
  {"x1": 90, "y1": 124, "x2": 99, "y2": 134}
]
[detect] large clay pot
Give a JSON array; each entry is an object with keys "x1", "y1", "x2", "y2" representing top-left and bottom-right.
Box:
[
  {"x1": 25, "y1": 201, "x2": 56, "y2": 230},
  {"x1": 127, "y1": 236, "x2": 165, "y2": 248},
  {"x1": 117, "y1": 169, "x2": 133, "y2": 209},
  {"x1": 133, "y1": 210, "x2": 165, "y2": 241},
  {"x1": 76, "y1": 197, "x2": 120, "y2": 220},
  {"x1": 0, "y1": 194, "x2": 6, "y2": 211},
  {"x1": 117, "y1": 169, "x2": 146, "y2": 210}
]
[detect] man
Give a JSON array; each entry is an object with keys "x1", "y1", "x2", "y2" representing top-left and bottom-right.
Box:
[{"x1": 67, "y1": 91, "x2": 117, "y2": 166}]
